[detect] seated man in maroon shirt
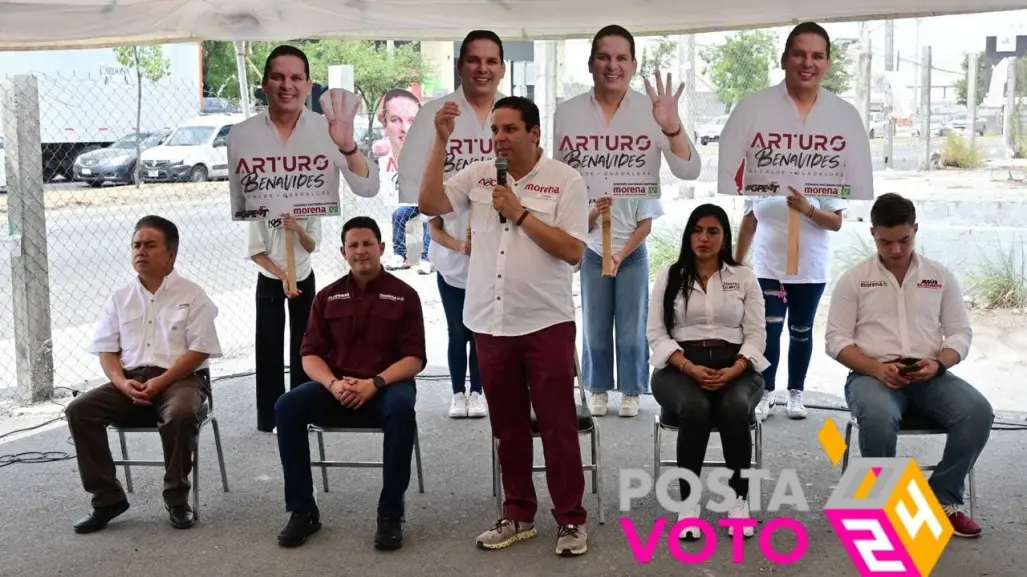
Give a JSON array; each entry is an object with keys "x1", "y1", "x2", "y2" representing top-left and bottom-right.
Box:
[{"x1": 273, "y1": 215, "x2": 427, "y2": 551}]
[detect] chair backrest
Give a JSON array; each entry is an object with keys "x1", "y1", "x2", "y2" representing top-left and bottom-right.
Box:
[
  {"x1": 574, "y1": 348, "x2": 587, "y2": 407},
  {"x1": 197, "y1": 368, "x2": 213, "y2": 411}
]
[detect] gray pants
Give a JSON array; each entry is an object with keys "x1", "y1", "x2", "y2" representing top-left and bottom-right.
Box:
[{"x1": 844, "y1": 371, "x2": 994, "y2": 506}]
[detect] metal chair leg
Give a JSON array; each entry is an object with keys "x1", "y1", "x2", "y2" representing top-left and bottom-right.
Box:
[
  {"x1": 841, "y1": 421, "x2": 854, "y2": 473},
  {"x1": 493, "y1": 437, "x2": 502, "y2": 515},
  {"x1": 317, "y1": 430, "x2": 329, "y2": 493},
  {"x1": 192, "y1": 433, "x2": 201, "y2": 520},
  {"x1": 590, "y1": 428, "x2": 598, "y2": 493},
  {"x1": 968, "y1": 466, "x2": 977, "y2": 520},
  {"x1": 118, "y1": 429, "x2": 134, "y2": 493},
  {"x1": 653, "y1": 415, "x2": 661, "y2": 479},
  {"x1": 593, "y1": 422, "x2": 604, "y2": 525},
  {"x1": 491, "y1": 434, "x2": 497, "y2": 497},
  {"x1": 414, "y1": 427, "x2": 425, "y2": 494},
  {"x1": 211, "y1": 418, "x2": 229, "y2": 492}
]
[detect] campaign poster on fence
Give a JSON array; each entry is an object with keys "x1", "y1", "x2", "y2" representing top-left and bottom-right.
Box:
[
  {"x1": 228, "y1": 90, "x2": 361, "y2": 221},
  {"x1": 716, "y1": 92, "x2": 875, "y2": 201},
  {"x1": 553, "y1": 94, "x2": 663, "y2": 200}
]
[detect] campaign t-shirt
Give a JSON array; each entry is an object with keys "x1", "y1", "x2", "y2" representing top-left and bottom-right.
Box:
[{"x1": 743, "y1": 195, "x2": 845, "y2": 283}]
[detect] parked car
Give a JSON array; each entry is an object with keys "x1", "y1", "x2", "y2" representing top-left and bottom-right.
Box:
[
  {"x1": 139, "y1": 114, "x2": 245, "y2": 183},
  {"x1": 944, "y1": 112, "x2": 986, "y2": 136},
  {"x1": 697, "y1": 115, "x2": 729, "y2": 145},
  {"x1": 72, "y1": 131, "x2": 169, "y2": 186}
]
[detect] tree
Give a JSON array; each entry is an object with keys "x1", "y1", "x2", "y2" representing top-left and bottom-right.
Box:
[
  {"x1": 201, "y1": 41, "x2": 241, "y2": 99},
  {"x1": 822, "y1": 41, "x2": 853, "y2": 94},
  {"x1": 113, "y1": 45, "x2": 171, "y2": 187},
  {"x1": 955, "y1": 54, "x2": 993, "y2": 107},
  {"x1": 632, "y1": 36, "x2": 677, "y2": 91},
  {"x1": 700, "y1": 31, "x2": 777, "y2": 112}
]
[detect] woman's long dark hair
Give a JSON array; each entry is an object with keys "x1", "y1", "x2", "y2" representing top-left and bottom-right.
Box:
[{"x1": 663, "y1": 203, "x2": 739, "y2": 337}]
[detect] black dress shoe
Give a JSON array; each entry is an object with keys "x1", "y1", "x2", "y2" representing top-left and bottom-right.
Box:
[
  {"x1": 166, "y1": 503, "x2": 195, "y2": 529},
  {"x1": 374, "y1": 516, "x2": 403, "y2": 550},
  {"x1": 278, "y1": 508, "x2": 321, "y2": 548},
  {"x1": 73, "y1": 500, "x2": 130, "y2": 534}
]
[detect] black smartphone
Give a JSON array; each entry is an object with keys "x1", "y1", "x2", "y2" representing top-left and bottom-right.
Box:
[{"x1": 898, "y1": 362, "x2": 919, "y2": 376}]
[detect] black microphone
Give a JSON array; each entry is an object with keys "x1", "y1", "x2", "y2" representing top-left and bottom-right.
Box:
[{"x1": 495, "y1": 157, "x2": 508, "y2": 223}]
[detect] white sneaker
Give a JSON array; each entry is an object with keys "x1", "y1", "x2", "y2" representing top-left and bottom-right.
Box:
[
  {"x1": 677, "y1": 504, "x2": 702, "y2": 540},
  {"x1": 416, "y1": 261, "x2": 434, "y2": 275},
  {"x1": 755, "y1": 391, "x2": 773, "y2": 421},
  {"x1": 449, "y1": 393, "x2": 468, "y2": 418},
  {"x1": 467, "y1": 392, "x2": 488, "y2": 418},
  {"x1": 385, "y1": 254, "x2": 409, "y2": 270},
  {"x1": 619, "y1": 394, "x2": 640, "y2": 417},
  {"x1": 588, "y1": 392, "x2": 608, "y2": 416},
  {"x1": 786, "y1": 390, "x2": 807, "y2": 419},
  {"x1": 727, "y1": 497, "x2": 755, "y2": 538}
]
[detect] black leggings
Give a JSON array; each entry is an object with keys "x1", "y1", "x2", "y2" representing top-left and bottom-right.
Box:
[{"x1": 651, "y1": 343, "x2": 764, "y2": 501}]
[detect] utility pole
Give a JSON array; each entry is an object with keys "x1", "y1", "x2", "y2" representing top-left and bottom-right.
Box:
[
  {"x1": 921, "y1": 46, "x2": 933, "y2": 170},
  {"x1": 679, "y1": 35, "x2": 697, "y2": 140},
  {"x1": 969, "y1": 52, "x2": 979, "y2": 149},
  {"x1": 855, "y1": 23, "x2": 872, "y2": 131},
  {"x1": 884, "y1": 20, "x2": 894, "y2": 168}
]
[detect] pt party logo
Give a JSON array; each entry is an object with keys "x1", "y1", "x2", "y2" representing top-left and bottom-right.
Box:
[{"x1": 618, "y1": 417, "x2": 953, "y2": 575}]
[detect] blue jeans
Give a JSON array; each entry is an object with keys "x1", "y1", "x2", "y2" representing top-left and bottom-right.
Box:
[
  {"x1": 580, "y1": 244, "x2": 649, "y2": 394},
  {"x1": 275, "y1": 380, "x2": 417, "y2": 518},
  {"x1": 844, "y1": 372, "x2": 994, "y2": 506},
  {"x1": 437, "y1": 273, "x2": 481, "y2": 395},
  {"x1": 392, "y1": 206, "x2": 429, "y2": 261},
  {"x1": 758, "y1": 279, "x2": 825, "y2": 392}
]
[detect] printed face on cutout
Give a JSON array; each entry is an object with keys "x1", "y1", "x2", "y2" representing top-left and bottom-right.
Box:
[
  {"x1": 871, "y1": 223, "x2": 918, "y2": 266},
  {"x1": 263, "y1": 54, "x2": 312, "y2": 115},
  {"x1": 783, "y1": 33, "x2": 831, "y2": 92},
  {"x1": 381, "y1": 95, "x2": 420, "y2": 158},
  {"x1": 341, "y1": 227, "x2": 385, "y2": 276},
  {"x1": 458, "y1": 39, "x2": 505, "y2": 99},
  {"x1": 589, "y1": 34, "x2": 636, "y2": 94},
  {"x1": 490, "y1": 107, "x2": 539, "y2": 164}
]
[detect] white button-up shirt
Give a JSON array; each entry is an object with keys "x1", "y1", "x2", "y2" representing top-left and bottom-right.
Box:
[
  {"x1": 554, "y1": 89, "x2": 701, "y2": 199},
  {"x1": 228, "y1": 107, "x2": 380, "y2": 219},
  {"x1": 89, "y1": 270, "x2": 223, "y2": 371},
  {"x1": 825, "y1": 255, "x2": 973, "y2": 363},
  {"x1": 441, "y1": 154, "x2": 589, "y2": 337},
  {"x1": 247, "y1": 216, "x2": 322, "y2": 282},
  {"x1": 717, "y1": 81, "x2": 873, "y2": 201},
  {"x1": 397, "y1": 87, "x2": 505, "y2": 205},
  {"x1": 647, "y1": 264, "x2": 769, "y2": 372}
]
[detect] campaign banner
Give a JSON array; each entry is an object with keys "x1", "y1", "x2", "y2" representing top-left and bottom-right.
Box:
[
  {"x1": 723, "y1": 128, "x2": 873, "y2": 201},
  {"x1": 375, "y1": 87, "x2": 422, "y2": 207},
  {"x1": 555, "y1": 132, "x2": 662, "y2": 200},
  {"x1": 229, "y1": 89, "x2": 361, "y2": 221}
]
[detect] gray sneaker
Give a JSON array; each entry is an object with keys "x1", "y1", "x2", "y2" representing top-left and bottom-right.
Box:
[
  {"x1": 475, "y1": 518, "x2": 537, "y2": 550},
  {"x1": 555, "y1": 524, "x2": 588, "y2": 556}
]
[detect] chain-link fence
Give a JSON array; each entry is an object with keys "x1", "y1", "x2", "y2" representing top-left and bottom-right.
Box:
[{"x1": 2, "y1": 23, "x2": 1026, "y2": 408}]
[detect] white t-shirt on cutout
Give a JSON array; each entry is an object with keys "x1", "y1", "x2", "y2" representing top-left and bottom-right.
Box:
[{"x1": 744, "y1": 195, "x2": 845, "y2": 284}]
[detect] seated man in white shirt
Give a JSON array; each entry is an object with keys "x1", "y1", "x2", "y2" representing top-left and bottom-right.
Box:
[
  {"x1": 825, "y1": 193, "x2": 993, "y2": 539},
  {"x1": 65, "y1": 216, "x2": 223, "y2": 534},
  {"x1": 647, "y1": 203, "x2": 769, "y2": 541}
]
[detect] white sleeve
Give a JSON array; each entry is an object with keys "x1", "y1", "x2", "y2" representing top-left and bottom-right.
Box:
[
  {"x1": 185, "y1": 291, "x2": 223, "y2": 358},
  {"x1": 397, "y1": 103, "x2": 437, "y2": 205},
  {"x1": 738, "y1": 271, "x2": 770, "y2": 372},
  {"x1": 227, "y1": 130, "x2": 246, "y2": 218},
  {"x1": 939, "y1": 266, "x2": 973, "y2": 361},
  {"x1": 306, "y1": 218, "x2": 323, "y2": 253},
  {"x1": 555, "y1": 174, "x2": 589, "y2": 243},
  {"x1": 825, "y1": 269, "x2": 860, "y2": 359},
  {"x1": 442, "y1": 162, "x2": 480, "y2": 217},
  {"x1": 335, "y1": 147, "x2": 381, "y2": 198},
  {"x1": 89, "y1": 294, "x2": 121, "y2": 355},
  {"x1": 647, "y1": 268, "x2": 683, "y2": 370},
  {"x1": 246, "y1": 220, "x2": 268, "y2": 258},
  {"x1": 660, "y1": 127, "x2": 702, "y2": 180}
]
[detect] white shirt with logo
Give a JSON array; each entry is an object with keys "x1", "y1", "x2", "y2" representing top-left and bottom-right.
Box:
[
  {"x1": 586, "y1": 198, "x2": 664, "y2": 256},
  {"x1": 717, "y1": 81, "x2": 873, "y2": 202},
  {"x1": 246, "y1": 217, "x2": 322, "y2": 282},
  {"x1": 397, "y1": 88, "x2": 505, "y2": 205},
  {"x1": 441, "y1": 155, "x2": 589, "y2": 337},
  {"x1": 90, "y1": 270, "x2": 223, "y2": 371},
  {"x1": 553, "y1": 89, "x2": 701, "y2": 200},
  {"x1": 647, "y1": 263, "x2": 770, "y2": 372},
  {"x1": 743, "y1": 195, "x2": 845, "y2": 283},
  {"x1": 228, "y1": 107, "x2": 381, "y2": 219},
  {"x1": 428, "y1": 209, "x2": 471, "y2": 290},
  {"x1": 825, "y1": 254, "x2": 973, "y2": 364}
]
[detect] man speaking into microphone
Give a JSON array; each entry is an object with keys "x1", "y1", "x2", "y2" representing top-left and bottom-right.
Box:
[{"x1": 418, "y1": 96, "x2": 591, "y2": 556}]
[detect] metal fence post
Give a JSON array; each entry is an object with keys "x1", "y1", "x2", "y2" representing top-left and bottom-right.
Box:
[
  {"x1": 921, "y1": 47, "x2": 932, "y2": 170},
  {"x1": 2, "y1": 74, "x2": 54, "y2": 403}
]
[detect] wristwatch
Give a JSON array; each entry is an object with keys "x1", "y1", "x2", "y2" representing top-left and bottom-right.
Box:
[{"x1": 372, "y1": 375, "x2": 387, "y2": 390}]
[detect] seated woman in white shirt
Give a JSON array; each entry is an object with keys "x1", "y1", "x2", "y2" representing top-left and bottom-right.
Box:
[{"x1": 647, "y1": 203, "x2": 770, "y2": 540}]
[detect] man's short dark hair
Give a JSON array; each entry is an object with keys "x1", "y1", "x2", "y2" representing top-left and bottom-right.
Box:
[
  {"x1": 493, "y1": 96, "x2": 540, "y2": 131},
  {"x1": 589, "y1": 24, "x2": 636, "y2": 64},
  {"x1": 263, "y1": 45, "x2": 311, "y2": 83},
  {"x1": 782, "y1": 22, "x2": 831, "y2": 64},
  {"x1": 870, "y1": 193, "x2": 917, "y2": 228},
  {"x1": 341, "y1": 216, "x2": 382, "y2": 244},
  {"x1": 458, "y1": 30, "x2": 504, "y2": 65},
  {"x1": 134, "y1": 215, "x2": 179, "y2": 253}
]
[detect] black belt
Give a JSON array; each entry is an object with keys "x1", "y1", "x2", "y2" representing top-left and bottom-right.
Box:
[{"x1": 682, "y1": 339, "x2": 731, "y2": 348}]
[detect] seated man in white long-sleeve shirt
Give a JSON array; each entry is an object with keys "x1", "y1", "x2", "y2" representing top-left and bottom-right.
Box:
[
  {"x1": 647, "y1": 203, "x2": 769, "y2": 541},
  {"x1": 825, "y1": 193, "x2": 993, "y2": 539}
]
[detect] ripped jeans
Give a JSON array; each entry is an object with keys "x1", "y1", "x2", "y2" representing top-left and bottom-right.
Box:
[{"x1": 757, "y1": 279, "x2": 826, "y2": 392}]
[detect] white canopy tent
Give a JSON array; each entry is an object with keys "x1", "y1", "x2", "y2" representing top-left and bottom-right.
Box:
[{"x1": 0, "y1": 0, "x2": 1025, "y2": 49}]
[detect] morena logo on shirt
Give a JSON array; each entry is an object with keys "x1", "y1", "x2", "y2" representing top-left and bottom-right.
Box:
[
  {"x1": 557, "y1": 134, "x2": 651, "y2": 171},
  {"x1": 524, "y1": 183, "x2": 561, "y2": 195},
  {"x1": 860, "y1": 280, "x2": 887, "y2": 288}
]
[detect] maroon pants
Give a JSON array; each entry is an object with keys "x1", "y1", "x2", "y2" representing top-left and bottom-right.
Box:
[{"x1": 475, "y1": 321, "x2": 587, "y2": 526}]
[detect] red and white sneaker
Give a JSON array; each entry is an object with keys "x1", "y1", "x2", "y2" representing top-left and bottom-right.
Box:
[{"x1": 944, "y1": 505, "x2": 982, "y2": 538}]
